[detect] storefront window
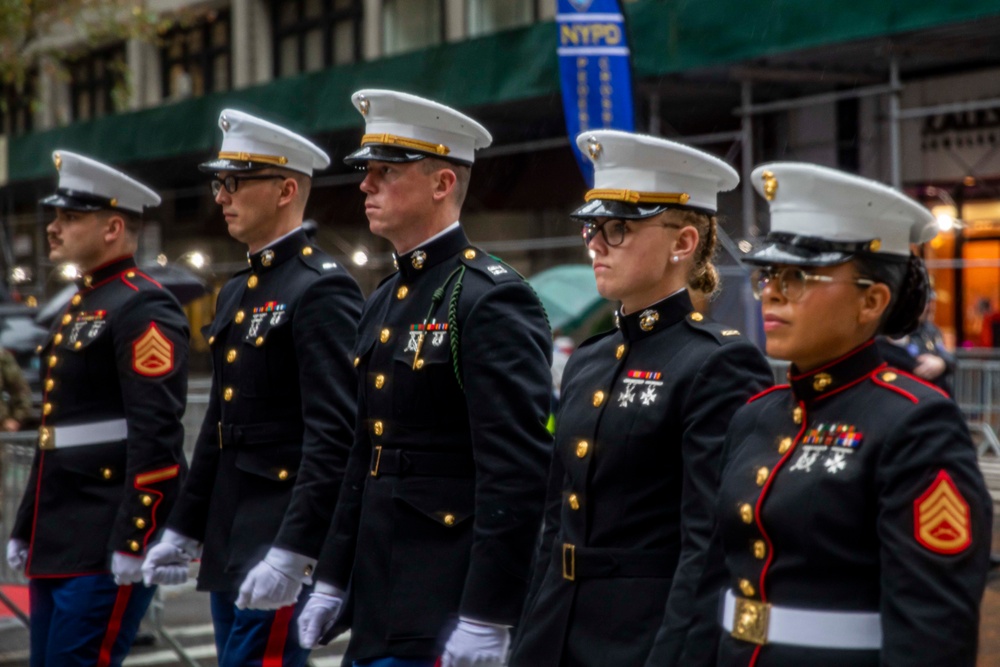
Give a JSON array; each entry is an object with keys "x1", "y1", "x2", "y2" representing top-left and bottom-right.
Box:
[
  {"x1": 467, "y1": 0, "x2": 535, "y2": 37},
  {"x1": 383, "y1": 0, "x2": 442, "y2": 56},
  {"x1": 1, "y1": 72, "x2": 35, "y2": 136},
  {"x1": 160, "y1": 11, "x2": 232, "y2": 100},
  {"x1": 272, "y1": 0, "x2": 361, "y2": 77},
  {"x1": 68, "y1": 44, "x2": 126, "y2": 122}
]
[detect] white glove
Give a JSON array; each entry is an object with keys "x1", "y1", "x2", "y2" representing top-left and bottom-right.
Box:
[
  {"x1": 440, "y1": 619, "x2": 511, "y2": 667},
  {"x1": 6, "y1": 539, "x2": 28, "y2": 572},
  {"x1": 141, "y1": 529, "x2": 200, "y2": 587},
  {"x1": 236, "y1": 547, "x2": 314, "y2": 610},
  {"x1": 112, "y1": 552, "x2": 144, "y2": 586},
  {"x1": 297, "y1": 583, "x2": 345, "y2": 649}
]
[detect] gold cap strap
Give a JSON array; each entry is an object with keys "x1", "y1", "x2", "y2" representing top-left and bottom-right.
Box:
[
  {"x1": 585, "y1": 189, "x2": 691, "y2": 205},
  {"x1": 361, "y1": 133, "x2": 450, "y2": 156},
  {"x1": 218, "y1": 151, "x2": 289, "y2": 166}
]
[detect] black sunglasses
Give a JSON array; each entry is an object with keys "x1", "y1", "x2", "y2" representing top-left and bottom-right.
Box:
[{"x1": 210, "y1": 174, "x2": 285, "y2": 196}]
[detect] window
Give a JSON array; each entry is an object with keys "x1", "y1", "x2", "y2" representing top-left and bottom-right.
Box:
[
  {"x1": 383, "y1": 0, "x2": 443, "y2": 56},
  {"x1": 68, "y1": 44, "x2": 127, "y2": 122},
  {"x1": 161, "y1": 11, "x2": 232, "y2": 100},
  {"x1": 467, "y1": 0, "x2": 535, "y2": 37},
  {"x1": 0, "y1": 72, "x2": 35, "y2": 136},
  {"x1": 271, "y1": 0, "x2": 362, "y2": 78}
]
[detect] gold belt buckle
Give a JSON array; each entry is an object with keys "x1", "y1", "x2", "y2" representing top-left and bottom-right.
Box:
[
  {"x1": 731, "y1": 596, "x2": 771, "y2": 645},
  {"x1": 371, "y1": 445, "x2": 383, "y2": 477},
  {"x1": 562, "y1": 543, "x2": 575, "y2": 581},
  {"x1": 38, "y1": 426, "x2": 53, "y2": 451}
]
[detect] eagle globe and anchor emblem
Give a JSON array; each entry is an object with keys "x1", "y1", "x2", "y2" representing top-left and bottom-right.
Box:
[{"x1": 567, "y1": 0, "x2": 595, "y2": 11}]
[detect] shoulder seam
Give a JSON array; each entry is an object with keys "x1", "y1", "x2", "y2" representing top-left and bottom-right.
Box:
[{"x1": 748, "y1": 384, "x2": 789, "y2": 404}]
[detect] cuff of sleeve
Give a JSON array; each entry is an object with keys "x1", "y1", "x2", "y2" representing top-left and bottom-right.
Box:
[
  {"x1": 264, "y1": 547, "x2": 317, "y2": 585},
  {"x1": 314, "y1": 581, "x2": 345, "y2": 597},
  {"x1": 161, "y1": 529, "x2": 202, "y2": 559},
  {"x1": 458, "y1": 616, "x2": 512, "y2": 629}
]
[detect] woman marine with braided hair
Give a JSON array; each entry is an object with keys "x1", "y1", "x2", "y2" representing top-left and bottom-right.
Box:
[
  {"x1": 715, "y1": 163, "x2": 991, "y2": 667},
  {"x1": 509, "y1": 131, "x2": 773, "y2": 666}
]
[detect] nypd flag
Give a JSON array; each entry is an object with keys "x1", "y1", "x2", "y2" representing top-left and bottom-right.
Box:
[{"x1": 557, "y1": 0, "x2": 635, "y2": 186}]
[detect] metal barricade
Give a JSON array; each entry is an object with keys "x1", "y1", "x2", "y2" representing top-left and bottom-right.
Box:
[
  {"x1": 953, "y1": 358, "x2": 1000, "y2": 457},
  {"x1": 0, "y1": 432, "x2": 36, "y2": 627}
]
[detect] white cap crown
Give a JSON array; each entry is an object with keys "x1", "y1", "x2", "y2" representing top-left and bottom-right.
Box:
[
  {"x1": 46, "y1": 150, "x2": 160, "y2": 214},
  {"x1": 202, "y1": 109, "x2": 330, "y2": 175}
]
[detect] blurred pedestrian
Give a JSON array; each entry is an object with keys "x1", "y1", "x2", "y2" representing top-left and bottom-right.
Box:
[{"x1": 0, "y1": 348, "x2": 31, "y2": 432}]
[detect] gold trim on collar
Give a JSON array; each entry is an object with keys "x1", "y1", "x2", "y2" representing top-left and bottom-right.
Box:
[
  {"x1": 361, "y1": 133, "x2": 450, "y2": 156},
  {"x1": 218, "y1": 151, "x2": 289, "y2": 166},
  {"x1": 584, "y1": 189, "x2": 691, "y2": 205}
]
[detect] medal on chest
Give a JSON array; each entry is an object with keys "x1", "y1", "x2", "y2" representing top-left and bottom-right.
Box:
[
  {"x1": 787, "y1": 422, "x2": 864, "y2": 475},
  {"x1": 617, "y1": 369, "x2": 663, "y2": 408}
]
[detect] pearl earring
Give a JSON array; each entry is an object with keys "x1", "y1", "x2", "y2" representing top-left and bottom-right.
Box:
[{"x1": 671, "y1": 255, "x2": 679, "y2": 263}]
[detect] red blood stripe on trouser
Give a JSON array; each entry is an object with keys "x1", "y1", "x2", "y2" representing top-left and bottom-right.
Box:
[
  {"x1": 263, "y1": 605, "x2": 295, "y2": 667},
  {"x1": 96, "y1": 585, "x2": 133, "y2": 667}
]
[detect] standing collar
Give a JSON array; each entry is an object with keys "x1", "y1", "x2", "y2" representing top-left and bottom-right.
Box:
[
  {"x1": 394, "y1": 225, "x2": 471, "y2": 282},
  {"x1": 616, "y1": 289, "x2": 694, "y2": 342},
  {"x1": 77, "y1": 255, "x2": 136, "y2": 290},
  {"x1": 248, "y1": 228, "x2": 311, "y2": 273},
  {"x1": 788, "y1": 339, "x2": 884, "y2": 403}
]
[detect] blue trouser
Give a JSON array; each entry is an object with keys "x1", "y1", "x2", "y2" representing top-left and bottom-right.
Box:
[
  {"x1": 355, "y1": 660, "x2": 437, "y2": 667},
  {"x1": 210, "y1": 590, "x2": 312, "y2": 667},
  {"x1": 28, "y1": 575, "x2": 157, "y2": 667}
]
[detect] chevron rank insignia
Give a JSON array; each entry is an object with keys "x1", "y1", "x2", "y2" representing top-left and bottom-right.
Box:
[
  {"x1": 132, "y1": 323, "x2": 174, "y2": 377},
  {"x1": 914, "y1": 470, "x2": 972, "y2": 555}
]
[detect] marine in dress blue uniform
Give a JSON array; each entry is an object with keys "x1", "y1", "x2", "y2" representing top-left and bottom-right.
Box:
[
  {"x1": 509, "y1": 131, "x2": 774, "y2": 667},
  {"x1": 7, "y1": 151, "x2": 189, "y2": 667},
  {"x1": 715, "y1": 163, "x2": 992, "y2": 666},
  {"x1": 297, "y1": 90, "x2": 552, "y2": 667},
  {"x1": 141, "y1": 110, "x2": 363, "y2": 667}
]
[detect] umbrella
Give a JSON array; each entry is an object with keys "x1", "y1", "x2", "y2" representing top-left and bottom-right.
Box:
[
  {"x1": 35, "y1": 263, "x2": 209, "y2": 327},
  {"x1": 528, "y1": 264, "x2": 607, "y2": 333}
]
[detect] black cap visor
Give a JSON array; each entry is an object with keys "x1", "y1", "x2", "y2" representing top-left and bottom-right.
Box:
[
  {"x1": 743, "y1": 232, "x2": 906, "y2": 268},
  {"x1": 40, "y1": 189, "x2": 118, "y2": 213},
  {"x1": 570, "y1": 198, "x2": 715, "y2": 221},
  {"x1": 198, "y1": 157, "x2": 273, "y2": 173},
  {"x1": 343, "y1": 144, "x2": 473, "y2": 167}
]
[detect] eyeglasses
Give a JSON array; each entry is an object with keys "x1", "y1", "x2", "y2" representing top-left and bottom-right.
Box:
[
  {"x1": 581, "y1": 219, "x2": 682, "y2": 247},
  {"x1": 210, "y1": 174, "x2": 285, "y2": 197},
  {"x1": 750, "y1": 266, "x2": 875, "y2": 302}
]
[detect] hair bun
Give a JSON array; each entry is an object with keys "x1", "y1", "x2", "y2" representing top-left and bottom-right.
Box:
[{"x1": 881, "y1": 255, "x2": 929, "y2": 337}]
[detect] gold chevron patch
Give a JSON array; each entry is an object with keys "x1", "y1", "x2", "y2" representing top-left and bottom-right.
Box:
[
  {"x1": 132, "y1": 323, "x2": 174, "y2": 377},
  {"x1": 914, "y1": 470, "x2": 972, "y2": 555}
]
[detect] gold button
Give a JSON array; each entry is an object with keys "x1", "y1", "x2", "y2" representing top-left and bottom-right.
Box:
[
  {"x1": 224, "y1": 387, "x2": 234, "y2": 401},
  {"x1": 792, "y1": 406, "x2": 803, "y2": 424},
  {"x1": 397, "y1": 286, "x2": 409, "y2": 300},
  {"x1": 71, "y1": 294, "x2": 82, "y2": 306},
  {"x1": 592, "y1": 390, "x2": 605, "y2": 407},
  {"x1": 778, "y1": 437, "x2": 792, "y2": 454},
  {"x1": 101, "y1": 467, "x2": 112, "y2": 479},
  {"x1": 739, "y1": 503, "x2": 754, "y2": 524},
  {"x1": 235, "y1": 310, "x2": 245, "y2": 324},
  {"x1": 84, "y1": 275, "x2": 93, "y2": 287},
  {"x1": 62, "y1": 313, "x2": 72, "y2": 325},
  {"x1": 226, "y1": 349, "x2": 237, "y2": 363},
  {"x1": 54, "y1": 334, "x2": 63, "y2": 345},
  {"x1": 278, "y1": 469, "x2": 289, "y2": 480},
  {"x1": 753, "y1": 540, "x2": 766, "y2": 560},
  {"x1": 444, "y1": 514, "x2": 456, "y2": 526},
  {"x1": 304, "y1": 564, "x2": 313, "y2": 576},
  {"x1": 812, "y1": 372, "x2": 833, "y2": 392},
  {"x1": 739, "y1": 579, "x2": 756, "y2": 597},
  {"x1": 375, "y1": 374, "x2": 385, "y2": 389},
  {"x1": 141, "y1": 495, "x2": 152, "y2": 506},
  {"x1": 415, "y1": 358, "x2": 425, "y2": 369},
  {"x1": 380, "y1": 328, "x2": 390, "y2": 343},
  {"x1": 45, "y1": 379, "x2": 54, "y2": 392},
  {"x1": 354, "y1": 357, "x2": 360, "y2": 367},
  {"x1": 690, "y1": 312, "x2": 704, "y2": 322},
  {"x1": 48, "y1": 355, "x2": 57, "y2": 368},
  {"x1": 882, "y1": 371, "x2": 897, "y2": 382},
  {"x1": 36, "y1": 345, "x2": 42, "y2": 353},
  {"x1": 373, "y1": 420, "x2": 384, "y2": 436},
  {"x1": 615, "y1": 344, "x2": 625, "y2": 359},
  {"x1": 255, "y1": 336, "x2": 264, "y2": 347},
  {"x1": 756, "y1": 467, "x2": 769, "y2": 487},
  {"x1": 247, "y1": 275, "x2": 259, "y2": 288},
  {"x1": 869, "y1": 239, "x2": 882, "y2": 252},
  {"x1": 208, "y1": 335, "x2": 216, "y2": 345},
  {"x1": 464, "y1": 249, "x2": 477, "y2": 260},
  {"x1": 129, "y1": 540, "x2": 140, "y2": 552},
  {"x1": 74, "y1": 341, "x2": 82, "y2": 350},
  {"x1": 302, "y1": 247, "x2": 313, "y2": 256},
  {"x1": 134, "y1": 517, "x2": 146, "y2": 529},
  {"x1": 43, "y1": 403, "x2": 52, "y2": 416},
  {"x1": 568, "y1": 493, "x2": 580, "y2": 510},
  {"x1": 127, "y1": 271, "x2": 136, "y2": 278},
  {"x1": 576, "y1": 441, "x2": 589, "y2": 458}
]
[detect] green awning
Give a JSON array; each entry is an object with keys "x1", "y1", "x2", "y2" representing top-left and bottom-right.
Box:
[
  {"x1": 528, "y1": 264, "x2": 607, "y2": 333},
  {"x1": 8, "y1": 0, "x2": 1000, "y2": 183}
]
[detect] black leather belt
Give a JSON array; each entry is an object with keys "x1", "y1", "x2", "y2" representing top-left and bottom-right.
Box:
[
  {"x1": 217, "y1": 421, "x2": 303, "y2": 448},
  {"x1": 560, "y1": 543, "x2": 679, "y2": 581},
  {"x1": 370, "y1": 446, "x2": 475, "y2": 478}
]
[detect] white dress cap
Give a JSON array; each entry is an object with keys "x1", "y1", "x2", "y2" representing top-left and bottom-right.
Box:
[
  {"x1": 747, "y1": 162, "x2": 936, "y2": 264},
  {"x1": 199, "y1": 109, "x2": 331, "y2": 176},
  {"x1": 345, "y1": 89, "x2": 492, "y2": 166},
  {"x1": 41, "y1": 150, "x2": 160, "y2": 214},
  {"x1": 571, "y1": 130, "x2": 739, "y2": 219}
]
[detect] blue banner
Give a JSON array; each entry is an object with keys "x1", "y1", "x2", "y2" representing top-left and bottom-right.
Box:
[{"x1": 557, "y1": 0, "x2": 635, "y2": 186}]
